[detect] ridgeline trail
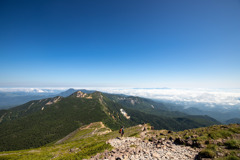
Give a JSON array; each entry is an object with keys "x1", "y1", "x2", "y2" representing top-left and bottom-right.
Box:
[{"x1": 86, "y1": 125, "x2": 199, "y2": 160}]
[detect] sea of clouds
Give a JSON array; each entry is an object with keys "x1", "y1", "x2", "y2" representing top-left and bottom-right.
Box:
[
  {"x1": 1, "y1": 87, "x2": 240, "y2": 108},
  {"x1": 0, "y1": 88, "x2": 65, "y2": 94},
  {"x1": 95, "y1": 88, "x2": 240, "y2": 108}
]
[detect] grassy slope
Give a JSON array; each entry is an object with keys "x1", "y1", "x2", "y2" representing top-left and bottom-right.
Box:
[
  {"x1": 1, "y1": 123, "x2": 239, "y2": 160},
  {"x1": 147, "y1": 123, "x2": 240, "y2": 160},
  {"x1": 0, "y1": 122, "x2": 142, "y2": 160}
]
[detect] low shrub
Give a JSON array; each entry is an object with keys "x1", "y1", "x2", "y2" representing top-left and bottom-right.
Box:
[
  {"x1": 224, "y1": 155, "x2": 240, "y2": 160},
  {"x1": 208, "y1": 130, "x2": 232, "y2": 139},
  {"x1": 224, "y1": 139, "x2": 240, "y2": 149},
  {"x1": 206, "y1": 144, "x2": 218, "y2": 151},
  {"x1": 199, "y1": 149, "x2": 216, "y2": 158}
]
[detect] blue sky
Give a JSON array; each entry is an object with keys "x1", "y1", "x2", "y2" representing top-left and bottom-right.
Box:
[{"x1": 0, "y1": 0, "x2": 240, "y2": 88}]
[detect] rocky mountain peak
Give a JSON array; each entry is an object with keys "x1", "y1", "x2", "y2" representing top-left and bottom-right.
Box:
[
  {"x1": 71, "y1": 91, "x2": 92, "y2": 99},
  {"x1": 76, "y1": 91, "x2": 87, "y2": 98}
]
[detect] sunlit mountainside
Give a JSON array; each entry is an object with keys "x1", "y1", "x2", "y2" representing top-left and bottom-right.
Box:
[{"x1": 0, "y1": 90, "x2": 220, "y2": 152}]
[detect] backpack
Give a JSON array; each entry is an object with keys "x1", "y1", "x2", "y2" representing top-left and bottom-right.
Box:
[{"x1": 119, "y1": 128, "x2": 122, "y2": 133}]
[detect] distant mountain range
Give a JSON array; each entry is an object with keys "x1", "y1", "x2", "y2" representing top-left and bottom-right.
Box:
[
  {"x1": 0, "y1": 88, "x2": 94, "y2": 109},
  {"x1": 0, "y1": 90, "x2": 220, "y2": 151},
  {"x1": 155, "y1": 99, "x2": 240, "y2": 123},
  {"x1": 0, "y1": 91, "x2": 59, "y2": 109},
  {"x1": 0, "y1": 88, "x2": 239, "y2": 123},
  {"x1": 225, "y1": 118, "x2": 240, "y2": 124}
]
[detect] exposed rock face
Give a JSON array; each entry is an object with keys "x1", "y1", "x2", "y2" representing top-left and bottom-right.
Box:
[
  {"x1": 76, "y1": 91, "x2": 87, "y2": 98},
  {"x1": 88, "y1": 137, "x2": 199, "y2": 160},
  {"x1": 46, "y1": 96, "x2": 62, "y2": 105},
  {"x1": 0, "y1": 113, "x2": 7, "y2": 123},
  {"x1": 120, "y1": 109, "x2": 130, "y2": 119},
  {"x1": 130, "y1": 99, "x2": 135, "y2": 105},
  {"x1": 76, "y1": 91, "x2": 92, "y2": 99}
]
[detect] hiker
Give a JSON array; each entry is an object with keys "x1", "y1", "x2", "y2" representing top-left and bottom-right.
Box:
[{"x1": 119, "y1": 126, "x2": 124, "y2": 137}]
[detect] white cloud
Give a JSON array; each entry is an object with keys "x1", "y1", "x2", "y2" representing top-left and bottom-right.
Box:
[
  {"x1": 93, "y1": 88, "x2": 240, "y2": 106},
  {"x1": 0, "y1": 88, "x2": 67, "y2": 93}
]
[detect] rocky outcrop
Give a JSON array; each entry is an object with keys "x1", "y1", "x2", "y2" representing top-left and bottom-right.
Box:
[
  {"x1": 76, "y1": 91, "x2": 92, "y2": 99},
  {"x1": 46, "y1": 96, "x2": 62, "y2": 105},
  {"x1": 85, "y1": 124, "x2": 240, "y2": 160},
  {"x1": 88, "y1": 137, "x2": 199, "y2": 160},
  {"x1": 120, "y1": 109, "x2": 130, "y2": 119}
]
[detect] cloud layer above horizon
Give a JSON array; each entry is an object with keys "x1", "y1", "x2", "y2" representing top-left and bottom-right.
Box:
[{"x1": 1, "y1": 87, "x2": 240, "y2": 107}]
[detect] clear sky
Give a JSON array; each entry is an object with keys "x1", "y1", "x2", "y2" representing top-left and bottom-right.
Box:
[{"x1": 0, "y1": 0, "x2": 240, "y2": 88}]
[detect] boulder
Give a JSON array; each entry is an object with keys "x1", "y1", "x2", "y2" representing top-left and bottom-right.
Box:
[
  {"x1": 160, "y1": 137, "x2": 166, "y2": 141},
  {"x1": 152, "y1": 152, "x2": 160, "y2": 158},
  {"x1": 156, "y1": 144, "x2": 161, "y2": 148},
  {"x1": 216, "y1": 151, "x2": 225, "y2": 157},
  {"x1": 191, "y1": 140, "x2": 202, "y2": 148},
  {"x1": 191, "y1": 135, "x2": 198, "y2": 138},
  {"x1": 216, "y1": 139, "x2": 223, "y2": 145},
  {"x1": 185, "y1": 140, "x2": 193, "y2": 146},
  {"x1": 168, "y1": 130, "x2": 173, "y2": 134},
  {"x1": 174, "y1": 137, "x2": 184, "y2": 145}
]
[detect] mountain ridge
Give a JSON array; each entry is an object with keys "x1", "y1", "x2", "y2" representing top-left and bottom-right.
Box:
[{"x1": 0, "y1": 90, "x2": 220, "y2": 151}]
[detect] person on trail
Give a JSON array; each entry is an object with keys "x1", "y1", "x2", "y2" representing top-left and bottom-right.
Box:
[{"x1": 119, "y1": 126, "x2": 124, "y2": 137}]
